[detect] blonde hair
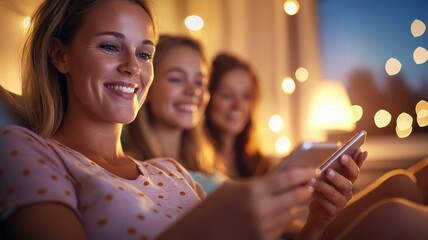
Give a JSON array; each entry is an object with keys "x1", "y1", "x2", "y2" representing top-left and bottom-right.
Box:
[
  {"x1": 126, "y1": 35, "x2": 216, "y2": 174},
  {"x1": 17, "y1": 0, "x2": 155, "y2": 137}
]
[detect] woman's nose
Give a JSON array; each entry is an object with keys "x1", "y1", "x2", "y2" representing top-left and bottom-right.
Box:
[
  {"x1": 185, "y1": 83, "x2": 202, "y2": 97},
  {"x1": 118, "y1": 51, "x2": 141, "y2": 77},
  {"x1": 231, "y1": 97, "x2": 243, "y2": 109}
]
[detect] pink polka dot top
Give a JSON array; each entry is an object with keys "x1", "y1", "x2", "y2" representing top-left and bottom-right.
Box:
[{"x1": 0, "y1": 125, "x2": 205, "y2": 239}]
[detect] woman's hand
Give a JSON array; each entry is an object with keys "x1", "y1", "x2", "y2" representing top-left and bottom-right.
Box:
[
  {"x1": 159, "y1": 167, "x2": 318, "y2": 240},
  {"x1": 300, "y1": 151, "x2": 368, "y2": 239}
]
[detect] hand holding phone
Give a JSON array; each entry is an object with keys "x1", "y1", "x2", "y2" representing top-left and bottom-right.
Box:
[
  {"x1": 319, "y1": 130, "x2": 367, "y2": 176},
  {"x1": 273, "y1": 141, "x2": 340, "y2": 171}
]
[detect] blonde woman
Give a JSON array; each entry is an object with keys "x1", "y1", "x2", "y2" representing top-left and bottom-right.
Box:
[
  {"x1": 125, "y1": 35, "x2": 227, "y2": 194},
  {"x1": 0, "y1": 0, "x2": 367, "y2": 239}
]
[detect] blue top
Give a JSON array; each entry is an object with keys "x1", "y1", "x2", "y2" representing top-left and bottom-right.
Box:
[{"x1": 188, "y1": 170, "x2": 228, "y2": 195}]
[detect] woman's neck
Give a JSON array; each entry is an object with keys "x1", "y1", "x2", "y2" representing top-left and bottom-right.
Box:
[
  {"x1": 53, "y1": 112, "x2": 125, "y2": 164},
  {"x1": 152, "y1": 123, "x2": 182, "y2": 160},
  {"x1": 218, "y1": 133, "x2": 236, "y2": 158},
  {"x1": 217, "y1": 134, "x2": 240, "y2": 178},
  {"x1": 54, "y1": 117, "x2": 143, "y2": 179}
]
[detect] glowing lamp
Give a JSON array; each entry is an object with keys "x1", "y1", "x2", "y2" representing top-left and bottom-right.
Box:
[{"x1": 308, "y1": 80, "x2": 356, "y2": 132}]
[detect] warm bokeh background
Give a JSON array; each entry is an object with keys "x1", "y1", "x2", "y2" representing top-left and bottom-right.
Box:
[{"x1": 1, "y1": 0, "x2": 427, "y2": 190}]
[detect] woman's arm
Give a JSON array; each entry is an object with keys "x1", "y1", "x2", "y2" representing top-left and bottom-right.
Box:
[
  {"x1": 158, "y1": 167, "x2": 317, "y2": 240},
  {"x1": 3, "y1": 203, "x2": 87, "y2": 240},
  {"x1": 300, "y1": 151, "x2": 368, "y2": 240}
]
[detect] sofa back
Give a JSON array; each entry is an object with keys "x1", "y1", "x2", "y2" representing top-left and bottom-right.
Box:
[{"x1": 0, "y1": 86, "x2": 27, "y2": 128}]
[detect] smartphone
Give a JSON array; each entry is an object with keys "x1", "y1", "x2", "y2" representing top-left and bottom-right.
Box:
[
  {"x1": 273, "y1": 141, "x2": 340, "y2": 171},
  {"x1": 319, "y1": 130, "x2": 367, "y2": 175}
]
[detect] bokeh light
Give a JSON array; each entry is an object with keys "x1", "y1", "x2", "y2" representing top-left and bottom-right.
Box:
[
  {"x1": 413, "y1": 46, "x2": 428, "y2": 64},
  {"x1": 411, "y1": 19, "x2": 426, "y2": 37},
  {"x1": 396, "y1": 112, "x2": 413, "y2": 131},
  {"x1": 268, "y1": 115, "x2": 284, "y2": 133},
  {"x1": 275, "y1": 136, "x2": 291, "y2": 155},
  {"x1": 417, "y1": 116, "x2": 428, "y2": 127},
  {"x1": 416, "y1": 100, "x2": 428, "y2": 115},
  {"x1": 282, "y1": 77, "x2": 296, "y2": 94},
  {"x1": 396, "y1": 126, "x2": 412, "y2": 138},
  {"x1": 184, "y1": 15, "x2": 204, "y2": 31},
  {"x1": 295, "y1": 67, "x2": 309, "y2": 82},
  {"x1": 385, "y1": 58, "x2": 402, "y2": 76},
  {"x1": 374, "y1": 109, "x2": 391, "y2": 128},
  {"x1": 283, "y1": 0, "x2": 300, "y2": 16},
  {"x1": 416, "y1": 100, "x2": 428, "y2": 127},
  {"x1": 350, "y1": 105, "x2": 363, "y2": 122},
  {"x1": 23, "y1": 17, "x2": 31, "y2": 29}
]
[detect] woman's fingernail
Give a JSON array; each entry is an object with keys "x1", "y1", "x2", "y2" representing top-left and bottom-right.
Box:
[
  {"x1": 328, "y1": 169, "x2": 335, "y2": 178},
  {"x1": 310, "y1": 177, "x2": 317, "y2": 186}
]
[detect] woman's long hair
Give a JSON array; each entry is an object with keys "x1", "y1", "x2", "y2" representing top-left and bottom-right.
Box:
[
  {"x1": 125, "y1": 35, "x2": 216, "y2": 174},
  {"x1": 205, "y1": 53, "x2": 270, "y2": 178}
]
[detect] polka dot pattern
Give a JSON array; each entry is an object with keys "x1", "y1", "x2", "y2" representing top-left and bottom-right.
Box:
[
  {"x1": 0, "y1": 126, "x2": 204, "y2": 240},
  {"x1": 128, "y1": 227, "x2": 136, "y2": 235},
  {"x1": 97, "y1": 219, "x2": 107, "y2": 226},
  {"x1": 10, "y1": 150, "x2": 18, "y2": 157},
  {"x1": 22, "y1": 169, "x2": 31, "y2": 176}
]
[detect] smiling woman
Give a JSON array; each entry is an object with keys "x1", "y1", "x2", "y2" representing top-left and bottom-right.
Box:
[
  {"x1": 123, "y1": 34, "x2": 227, "y2": 194},
  {"x1": 204, "y1": 53, "x2": 274, "y2": 179},
  {"x1": 1, "y1": 0, "x2": 176, "y2": 239},
  {"x1": 0, "y1": 0, "x2": 369, "y2": 239}
]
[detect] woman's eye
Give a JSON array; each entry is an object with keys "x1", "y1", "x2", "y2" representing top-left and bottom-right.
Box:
[
  {"x1": 220, "y1": 92, "x2": 232, "y2": 99},
  {"x1": 195, "y1": 79, "x2": 204, "y2": 87},
  {"x1": 137, "y1": 52, "x2": 153, "y2": 62},
  {"x1": 168, "y1": 77, "x2": 182, "y2": 83},
  {"x1": 243, "y1": 93, "x2": 252, "y2": 101},
  {"x1": 99, "y1": 44, "x2": 119, "y2": 52}
]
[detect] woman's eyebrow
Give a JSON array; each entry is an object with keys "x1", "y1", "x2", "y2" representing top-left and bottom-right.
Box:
[
  {"x1": 95, "y1": 31, "x2": 155, "y2": 46},
  {"x1": 95, "y1": 31, "x2": 125, "y2": 39}
]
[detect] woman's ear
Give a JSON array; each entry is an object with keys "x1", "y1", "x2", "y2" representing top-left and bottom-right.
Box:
[{"x1": 49, "y1": 38, "x2": 69, "y2": 74}]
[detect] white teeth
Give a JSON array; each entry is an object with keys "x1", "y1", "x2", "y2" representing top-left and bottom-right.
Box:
[
  {"x1": 177, "y1": 104, "x2": 197, "y2": 112},
  {"x1": 106, "y1": 84, "x2": 135, "y2": 94}
]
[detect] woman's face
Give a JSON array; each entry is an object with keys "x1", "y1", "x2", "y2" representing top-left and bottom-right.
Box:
[
  {"x1": 208, "y1": 68, "x2": 254, "y2": 137},
  {"x1": 58, "y1": 0, "x2": 155, "y2": 124},
  {"x1": 148, "y1": 45, "x2": 208, "y2": 130}
]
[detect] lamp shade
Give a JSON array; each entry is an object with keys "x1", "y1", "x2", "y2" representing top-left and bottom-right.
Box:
[{"x1": 308, "y1": 80, "x2": 356, "y2": 132}]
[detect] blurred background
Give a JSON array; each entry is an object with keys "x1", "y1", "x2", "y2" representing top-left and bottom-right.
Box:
[{"x1": 1, "y1": 0, "x2": 427, "y2": 190}]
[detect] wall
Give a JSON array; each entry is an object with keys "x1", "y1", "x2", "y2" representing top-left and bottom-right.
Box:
[{"x1": 0, "y1": 3, "x2": 29, "y2": 94}]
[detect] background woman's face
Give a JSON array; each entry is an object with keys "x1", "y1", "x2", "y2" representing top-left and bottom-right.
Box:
[
  {"x1": 208, "y1": 68, "x2": 253, "y2": 136},
  {"x1": 148, "y1": 45, "x2": 208, "y2": 130}
]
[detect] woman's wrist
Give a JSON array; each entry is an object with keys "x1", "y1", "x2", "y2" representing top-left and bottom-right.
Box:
[{"x1": 296, "y1": 223, "x2": 325, "y2": 240}]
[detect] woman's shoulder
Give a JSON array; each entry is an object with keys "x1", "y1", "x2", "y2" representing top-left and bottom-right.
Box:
[
  {"x1": 0, "y1": 124, "x2": 72, "y2": 169},
  {"x1": 2, "y1": 124, "x2": 32, "y2": 132},
  {"x1": 0, "y1": 124, "x2": 57, "y2": 150},
  {"x1": 0, "y1": 124, "x2": 44, "y2": 143}
]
